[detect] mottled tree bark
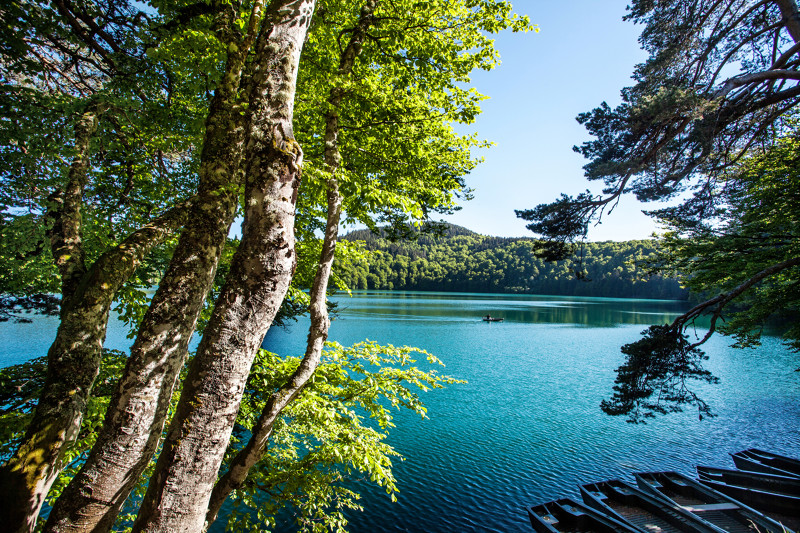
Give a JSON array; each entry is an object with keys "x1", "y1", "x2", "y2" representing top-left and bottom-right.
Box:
[
  {"x1": 0, "y1": 105, "x2": 99, "y2": 533},
  {"x1": 46, "y1": 107, "x2": 97, "y2": 299},
  {"x1": 205, "y1": 2, "x2": 376, "y2": 523},
  {"x1": 131, "y1": 2, "x2": 315, "y2": 531},
  {"x1": 0, "y1": 143, "x2": 189, "y2": 533},
  {"x1": 43, "y1": 5, "x2": 267, "y2": 532}
]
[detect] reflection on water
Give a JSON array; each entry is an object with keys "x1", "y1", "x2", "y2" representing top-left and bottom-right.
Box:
[
  {"x1": 336, "y1": 291, "x2": 687, "y2": 328},
  {"x1": 263, "y1": 291, "x2": 800, "y2": 533}
]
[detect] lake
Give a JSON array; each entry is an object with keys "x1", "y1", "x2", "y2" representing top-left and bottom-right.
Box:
[
  {"x1": 1, "y1": 291, "x2": 799, "y2": 532},
  {"x1": 263, "y1": 291, "x2": 800, "y2": 532}
]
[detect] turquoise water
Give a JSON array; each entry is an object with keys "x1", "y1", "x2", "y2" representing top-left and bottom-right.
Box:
[
  {"x1": 1, "y1": 291, "x2": 798, "y2": 532},
  {"x1": 263, "y1": 291, "x2": 800, "y2": 532}
]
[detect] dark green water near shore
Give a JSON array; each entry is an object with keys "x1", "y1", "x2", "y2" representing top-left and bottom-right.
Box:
[
  {"x1": 262, "y1": 291, "x2": 800, "y2": 532},
  {"x1": 1, "y1": 291, "x2": 798, "y2": 532}
]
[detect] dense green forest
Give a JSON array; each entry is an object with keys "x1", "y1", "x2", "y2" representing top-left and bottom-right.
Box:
[{"x1": 337, "y1": 225, "x2": 687, "y2": 299}]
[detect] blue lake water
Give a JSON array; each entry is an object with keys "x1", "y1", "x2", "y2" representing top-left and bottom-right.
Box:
[
  {"x1": 1, "y1": 291, "x2": 798, "y2": 532},
  {"x1": 263, "y1": 291, "x2": 800, "y2": 532}
]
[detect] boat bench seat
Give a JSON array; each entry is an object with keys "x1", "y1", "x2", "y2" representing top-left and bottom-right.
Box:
[{"x1": 680, "y1": 503, "x2": 739, "y2": 512}]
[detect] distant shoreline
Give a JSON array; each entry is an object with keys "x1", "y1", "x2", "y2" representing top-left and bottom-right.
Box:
[
  {"x1": 337, "y1": 224, "x2": 689, "y2": 301},
  {"x1": 334, "y1": 288, "x2": 689, "y2": 302}
]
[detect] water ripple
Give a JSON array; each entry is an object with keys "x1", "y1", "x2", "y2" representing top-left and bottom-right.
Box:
[{"x1": 261, "y1": 293, "x2": 800, "y2": 533}]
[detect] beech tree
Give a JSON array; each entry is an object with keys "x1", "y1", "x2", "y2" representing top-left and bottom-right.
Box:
[
  {"x1": 0, "y1": 0, "x2": 529, "y2": 531},
  {"x1": 0, "y1": 2, "x2": 201, "y2": 528},
  {"x1": 516, "y1": 0, "x2": 800, "y2": 420}
]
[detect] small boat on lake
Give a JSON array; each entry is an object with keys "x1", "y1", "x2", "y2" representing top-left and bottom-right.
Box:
[
  {"x1": 528, "y1": 498, "x2": 642, "y2": 533},
  {"x1": 635, "y1": 471, "x2": 790, "y2": 533},
  {"x1": 580, "y1": 479, "x2": 722, "y2": 533},
  {"x1": 482, "y1": 315, "x2": 504, "y2": 322},
  {"x1": 697, "y1": 466, "x2": 800, "y2": 496},
  {"x1": 731, "y1": 449, "x2": 800, "y2": 479}
]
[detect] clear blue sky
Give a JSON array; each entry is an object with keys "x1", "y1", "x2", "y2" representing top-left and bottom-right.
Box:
[{"x1": 441, "y1": 1, "x2": 663, "y2": 241}]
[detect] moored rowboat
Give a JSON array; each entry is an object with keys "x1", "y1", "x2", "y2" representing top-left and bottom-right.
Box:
[
  {"x1": 635, "y1": 471, "x2": 791, "y2": 533},
  {"x1": 696, "y1": 476, "x2": 800, "y2": 519},
  {"x1": 731, "y1": 449, "x2": 800, "y2": 479},
  {"x1": 696, "y1": 465, "x2": 800, "y2": 496},
  {"x1": 580, "y1": 479, "x2": 722, "y2": 533},
  {"x1": 528, "y1": 498, "x2": 642, "y2": 533}
]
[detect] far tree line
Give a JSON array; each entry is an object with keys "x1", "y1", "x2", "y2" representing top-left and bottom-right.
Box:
[{"x1": 335, "y1": 225, "x2": 688, "y2": 300}]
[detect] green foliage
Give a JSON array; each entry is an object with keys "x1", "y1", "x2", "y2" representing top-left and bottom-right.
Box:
[
  {"x1": 0, "y1": 349, "x2": 127, "y2": 466},
  {"x1": 226, "y1": 342, "x2": 461, "y2": 532},
  {"x1": 1, "y1": 1, "x2": 525, "y2": 528},
  {"x1": 518, "y1": 0, "x2": 800, "y2": 254},
  {"x1": 601, "y1": 132, "x2": 800, "y2": 422},
  {"x1": 0, "y1": 210, "x2": 60, "y2": 320},
  {"x1": 0, "y1": 341, "x2": 460, "y2": 532},
  {"x1": 337, "y1": 224, "x2": 686, "y2": 299},
  {"x1": 0, "y1": 0, "x2": 204, "y2": 323},
  {"x1": 656, "y1": 132, "x2": 800, "y2": 350},
  {"x1": 0, "y1": 357, "x2": 47, "y2": 447},
  {"x1": 294, "y1": 0, "x2": 532, "y2": 233},
  {"x1": 511, "y1": 0, "x2": 800, "y2": 421}
]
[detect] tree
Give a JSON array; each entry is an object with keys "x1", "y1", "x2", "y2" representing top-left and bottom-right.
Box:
[
  {"x1": 516, "y1": 0, "x2": 800, "y2": 420},
  {"x1": 336, "y1": 226, "x2": 685, "y2": 299},
  {"x1": 0, "y1": 2, "x2": 200, "y2": 527},
  {"x1": 0, "y1": 0, "x2": 530, "y2": 530},
  {"x1": 603, "y1": 131, "x2": 800, "y2": 422}
]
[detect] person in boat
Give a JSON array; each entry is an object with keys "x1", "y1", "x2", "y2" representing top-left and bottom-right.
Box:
[{"x1": 485, "y1": 314, "x2": 492, "y2": 320}]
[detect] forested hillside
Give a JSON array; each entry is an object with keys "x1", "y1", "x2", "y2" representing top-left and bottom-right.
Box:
[{"x1": 337, "y1": 226, "x2": 687, "y2": 299}]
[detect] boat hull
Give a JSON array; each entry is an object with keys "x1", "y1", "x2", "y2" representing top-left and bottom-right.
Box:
[
  {"x1": 731, "y1": 449, "x2": 800, "y2": 479},
  {"x1": 697, "y1": 465, "x2": 800, "y2": 496},
  {"x1": 580, "y1": 479, "x2": 723, "y2": 533},
  {"x1": 528, "y1": 498, "x2": 642, "y2": 533},
  {"x1": 697, "y1": 478, "x2": 800, "y2": 518},
  {"x1": 635, "y1": 471, "x2": 790, "y2": 533}
]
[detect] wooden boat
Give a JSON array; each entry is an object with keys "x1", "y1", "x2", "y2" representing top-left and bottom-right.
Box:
[
  {"x1": 482, "y1": 316, "x2": 504, "y2": 322},
  {"x1": 731, "y1": 449, "x2": 800, "y2": 479},
  {"x1": 580, "y1": 479, "x2": 723, "y2": 533},
  {"x1": 697, "y1": 465, "x2": 800, "y2": 496},
  {"x1": 697, "y1": 474, "x2": 800, "y2": 519},
  {"x1": 528, "y1": 498, "x2": 643, "y2": 533},
  {"x1": 635, "y1": 471, "x2": 790, "y2": 533}
]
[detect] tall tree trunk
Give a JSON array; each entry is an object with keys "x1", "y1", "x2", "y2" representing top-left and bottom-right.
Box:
[
  {"x1": 0, "y1": 105, "x2": 98, "y2": 533},
  {"x1": 205, "y1": 163, "x2": 342, "y2": 528},
  {"x1": 43, "y1": 5, "x2": 267, "y2": 531},
  {"x1": 131, "y1": 4, "x2": 315, "y2": 531},
  {"x1": 0, "y1": 183, "x2": 188, "y2": 533},
  {"x1": 205, "y1": 3, "x2": 376, "y2": 523}
]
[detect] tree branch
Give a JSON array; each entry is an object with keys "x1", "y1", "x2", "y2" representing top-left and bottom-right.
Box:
[
  {"x1": 775, "y1": 0, "x2": 800, "y2": 43},
  {"x1": 671, "y1": 255, "x2": 800, "y2": 348},
  {"x1": 716, "y1": 69, "x2": 800, "y2": 98},
  {"x1": 45, "y1": 104, "x2": 102, "y2": 303}
]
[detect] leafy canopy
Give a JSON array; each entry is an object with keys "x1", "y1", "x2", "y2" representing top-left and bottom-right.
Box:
[
  {"x1": 0, "y1": 341, "x2": 460, "y2": 532},
  {"x1": 601, "y1": 128, "x2": 800, "y2": 422}
]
